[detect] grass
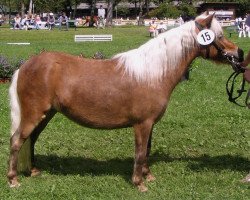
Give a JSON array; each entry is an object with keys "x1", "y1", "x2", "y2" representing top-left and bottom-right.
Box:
[
  {"x1": 0, "y1": 26, "x2": 149, "y2": 59},
  {"x1": 0, "y1": 26, "x2": 250, "y2": 199}
]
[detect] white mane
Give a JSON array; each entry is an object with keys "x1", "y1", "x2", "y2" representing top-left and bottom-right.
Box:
[{"x1": 113, "y1": 14, "x2": 223, "y2": 84}]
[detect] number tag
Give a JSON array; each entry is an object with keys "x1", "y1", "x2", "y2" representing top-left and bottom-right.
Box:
[{"x1": 197, "y1": 29, "x2": 215, "y2": 45}]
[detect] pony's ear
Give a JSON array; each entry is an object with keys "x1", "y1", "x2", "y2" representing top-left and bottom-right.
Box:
[{"x1": 200, "y1": 13, "x2": 215, "y2": 28}]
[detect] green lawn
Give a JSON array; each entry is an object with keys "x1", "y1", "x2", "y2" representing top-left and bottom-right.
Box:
[{"x1": 0, "y1": 26, "x2": 250, "y2": 199}]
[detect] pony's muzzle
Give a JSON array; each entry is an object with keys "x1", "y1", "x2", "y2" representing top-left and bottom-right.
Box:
[{"x1": 223, "y1": 48, "x2": 244, "y2": 63}]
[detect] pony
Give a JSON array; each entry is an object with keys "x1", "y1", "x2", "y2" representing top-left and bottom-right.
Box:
[{"x1": 7, "y1": 13, "x2": 244, "y2": 192}]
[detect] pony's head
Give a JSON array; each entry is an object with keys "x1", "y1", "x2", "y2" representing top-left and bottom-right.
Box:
[{"x1": 195, "y1": 12, "x2": 244, "y2": 64}]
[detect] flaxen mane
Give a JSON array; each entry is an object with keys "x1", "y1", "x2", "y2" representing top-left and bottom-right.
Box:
[{"x1": 113, "y1": 15, "x2": 223, "y2": 83}]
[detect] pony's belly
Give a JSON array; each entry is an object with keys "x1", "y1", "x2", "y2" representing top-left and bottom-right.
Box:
[{"x1": 59, "y1": 104, "x2": 132, "y2": 129}]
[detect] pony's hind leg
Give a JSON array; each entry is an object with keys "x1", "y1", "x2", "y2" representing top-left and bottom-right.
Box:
[
  {"x1": 7, "y1": 122, "x2": 37, "y2": 187},
  {"x1": 7, "y1": 108, "x2": 54, "y2": 187},
  {"x1": 30, "y1": 110, "x2": 56, "y2": 176},
  {"x1": 132, "y1": 120, "x2": 154, "y2": 192}
]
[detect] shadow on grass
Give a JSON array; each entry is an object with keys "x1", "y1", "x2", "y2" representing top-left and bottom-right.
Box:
[
  {"x1": 151, "y1": 152, "x2": 250, "y2": 173},
  {"x1": 34, "y1": 152, "x2": 249, "y2": 183}
]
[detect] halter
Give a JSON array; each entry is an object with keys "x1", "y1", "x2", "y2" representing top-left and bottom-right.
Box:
[
  {"x1": 195, "y1": 21, "x2": 224, "y2": 59},
  {"x1": 195, "y1": 21, "x2": 250, "y2": 108}
]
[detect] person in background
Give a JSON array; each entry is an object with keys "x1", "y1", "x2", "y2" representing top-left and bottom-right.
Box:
[
  {"x1": 149, "y1": 20, "x2": 158, "y2": 38},
  {"x1": 157, "y1": 21, "x2": 167, "y2": 34},
  {"x1": 21, "y1": 14, "x2": 29, "y2": 30},
  {"x1": 238, "y1": 18, "x2": 246, "y2": 38},
  {"x1": 34, "y1": 14, "x2": 42, "y2": 30},
  {"x1": 47, "y1": 12, "x2": 55, "y2": 30},
  {"x1": 97, "y1": 5, "x2": 105, "y2": 28},
  {"x1": 59, "y1": 12, "x2": 69, "y2": 30},
  {"x1": 245, "y1": 13, "x2": 250, "y2": 38},
  {"x1": 13, "y1": 14, "x2": 21, "y2": 29}
]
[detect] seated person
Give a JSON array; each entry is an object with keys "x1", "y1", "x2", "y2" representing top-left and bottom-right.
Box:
[
  {"x1": 59, "y1": 12, "x2": 69, "y2": 30},
  {"x1": 21, "y1": 14, "x2": 29, "y2": 30},
  {"x1": 13, "y1": 14, "x2": 21, "y2": 29},
  {"x1": 34, "y1": 14, "x2": 42, "y2": 30},
  {"x1": 47, "y1": 13, "x2": 55, "y2": 30},
  {"x1": 149, "y1": 21, "x2": 158, "y2": 37},
  {"x1": 157, "y1": 21, "x2": 167, "y2": 34}
]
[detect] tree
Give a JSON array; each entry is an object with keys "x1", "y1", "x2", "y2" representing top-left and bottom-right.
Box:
[
  {"x1": 28, "y1": 0, "x2": 32, "y2": 14},
  {"x1": 106, "y1": 0, "x2": 114, "y2": 26},
  {"x1": 72, "y1": 0, "x2": 82, "y2": 18},
  {"x1": 32, "y1": 0, "x2": 65, "y2": 13},
  {"x1": 148, "y1": 3, "x2": 181, "y2": 19}
]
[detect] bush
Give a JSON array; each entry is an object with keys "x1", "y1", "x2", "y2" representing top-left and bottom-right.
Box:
[{"x1": 0, "y1": 55, "x2": 24, "y2": 79}]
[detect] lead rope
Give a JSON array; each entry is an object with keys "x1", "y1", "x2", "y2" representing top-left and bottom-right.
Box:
[{"x1": 226, "y1": 70, "x2": 250, "y2": 108}]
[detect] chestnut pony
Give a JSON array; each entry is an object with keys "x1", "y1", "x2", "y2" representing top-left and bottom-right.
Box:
[{"x1": 8, "y1": 13, "x2": 244, "y2": 192}]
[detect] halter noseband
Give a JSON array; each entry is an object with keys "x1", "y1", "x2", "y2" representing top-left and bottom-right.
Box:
[{"x1": 195, "y1": 21, "x2": 250, "y2": 108}]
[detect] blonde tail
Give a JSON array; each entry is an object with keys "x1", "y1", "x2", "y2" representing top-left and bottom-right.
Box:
[{"x1": 9, "y1": 69, "x2": 20, "y2": 136}]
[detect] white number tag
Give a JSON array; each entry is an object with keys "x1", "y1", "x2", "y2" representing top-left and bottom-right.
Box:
[{"x1": 197, "y1": 29, "x2": 215, "y2": 45}]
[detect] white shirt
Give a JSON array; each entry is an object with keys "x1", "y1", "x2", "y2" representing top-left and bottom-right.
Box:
[{"x1": 98, "y1": 8, "x2": 105, "y2": 18}]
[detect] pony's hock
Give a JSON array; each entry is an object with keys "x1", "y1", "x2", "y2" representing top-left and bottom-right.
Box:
[{"x1": 8, "y1": 13, "x2": 245, "y2": 192}]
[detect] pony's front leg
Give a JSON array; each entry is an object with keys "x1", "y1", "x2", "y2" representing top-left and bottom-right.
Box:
[
  {"x1": 132, "y1": 120, "x2": 153, "y2": 192},
  {"x1": 142, "y1": 132, "x2": 156, "y2": 182}
]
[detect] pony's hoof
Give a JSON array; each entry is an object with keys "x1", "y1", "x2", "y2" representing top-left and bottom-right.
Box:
[
  {"x1": 31, "y1": 167, "x2": 41, "y2": 177},
  {"x1": 137, "y1": 183, "x2": 148, "y2": 192},
  {"x1": 8, "y1": 180, "x2": 20, "y2": 188},
  {"x1": 241, "y1": 174, "x2": 250, "y2": 183},
  {"x1": 146, "y1": 174, "x2": 156, "y2": 182}
]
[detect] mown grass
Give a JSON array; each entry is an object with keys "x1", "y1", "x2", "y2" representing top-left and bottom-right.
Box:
[
  {"x1": 0, "y1": 26, "x2": 250, "y2": 199},
  {"x1": 0, "y1": 26, "x2": 149, "y2": 59}
]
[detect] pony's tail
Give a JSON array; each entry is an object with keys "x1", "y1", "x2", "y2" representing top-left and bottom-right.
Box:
[{"x1": 9, "y1": 69, "x2": 21, "y2": 136}]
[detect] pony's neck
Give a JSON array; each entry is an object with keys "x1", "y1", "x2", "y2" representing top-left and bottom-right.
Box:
[
  {"x1": 114, "y1": 20, "x2": 199, "y2": 85},
  {"x1": 163, "y1": 45, "x2": 199, "y2": 90}
]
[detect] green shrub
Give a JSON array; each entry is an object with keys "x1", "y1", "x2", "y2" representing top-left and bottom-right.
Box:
[{"x1": 0, "y1": 55, "x2": 24, "y2": 79}]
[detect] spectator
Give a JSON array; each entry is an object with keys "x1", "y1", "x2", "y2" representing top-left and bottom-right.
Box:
[
  {"x1": 97, "y1": 5, "x2": 105, "y2": 28},
  {"x1": 47, "y1": 13, "x2": 55, "y2": 30},
  {"x1": 149, "y1": 21, "x2": 158, "y2": 38},
  {"x1": 238, "y1": 19, "x2": 246, "y2": 38},
  {"x1": 21, "y1": 14, "x2": 29, "y2": 30},
  {"x1": 59, "y1": 12, "x2": 69, "y2": 30},
  {"x1": 0, "y1": 13, "x2": 4, "y2": 26},
  {"x1": 34, "y1": 14, "x2": 42, "y2": 30},
  {"x1": 245, "y1": 13, "x2": 250, "y2": 38},
  {"x1": 13, "y1": 14, "x2": 21, "y2": 29},
  {"x1": 157, "y1": 21, "x2": 167, "y2": 34}
]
